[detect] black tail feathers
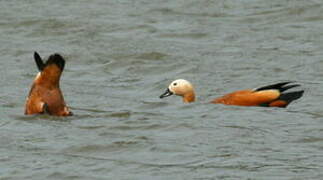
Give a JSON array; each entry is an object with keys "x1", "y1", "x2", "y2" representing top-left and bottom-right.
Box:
[
  {"x1": 279, "y1": 90, "x2": 304, "y2": 103},
  {"x1": 255, "y1": 81, "x2": 300, "y2": 93},
  {"x1": 34, "y1": 52, "x2": 45, "y2": 71},
  {"x1": 33, "y1": 52, "x2": 65, "y2": 71},
  {"x1": 255, "y1": 81, "x2": 304, "y2": 107},
  {"x1": 47, "y1": 53, "x2": 65, "y2": 71}
]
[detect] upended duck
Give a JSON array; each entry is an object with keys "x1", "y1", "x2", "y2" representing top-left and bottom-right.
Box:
[{"x1": 25, "y1": 52, "x2": 72, "y2": 116}]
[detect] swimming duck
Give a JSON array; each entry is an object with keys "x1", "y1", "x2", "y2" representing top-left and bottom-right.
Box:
[
  {"x1": 160, "y1": 79, "x2": 304, "y2": 107},
  {"x1": 25, "y1": 52, "x2": 72, "y2": 116}
]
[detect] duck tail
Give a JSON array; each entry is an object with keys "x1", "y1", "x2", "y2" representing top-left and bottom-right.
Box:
[
  {"x1": 279, "y1": 90, "x2": 304, "y2": 104},
  {"x1": 34, "y1": 52, "x2": 66, "y2": 72},
  {"x1": 34, "y1": 51, "x2": 45, "y2": 71}
]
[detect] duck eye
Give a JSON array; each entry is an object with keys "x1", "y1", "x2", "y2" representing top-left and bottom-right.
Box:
[{"x1": 173, "y1": 83, "x2": 177, "y2": 86}]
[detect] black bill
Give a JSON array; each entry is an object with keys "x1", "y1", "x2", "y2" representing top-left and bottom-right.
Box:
[{"x1": 159, "y1": 88, "x2": 173, "y2": 98}]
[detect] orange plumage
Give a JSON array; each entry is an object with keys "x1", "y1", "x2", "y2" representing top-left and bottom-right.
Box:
[
  {"x1": 160, "y1": 80, "x2": 304, "y2": 108},
  {"x1": 25, "y1": 52, "x2": 72, "y2": 116},
  {"x1": 211, "y1": 82, "x2": 304, "y2": 107}
]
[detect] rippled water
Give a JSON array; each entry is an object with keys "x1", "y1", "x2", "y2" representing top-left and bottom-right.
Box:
[{"x1": 1, "y1": 0, "x2": 323, "y2": 179}]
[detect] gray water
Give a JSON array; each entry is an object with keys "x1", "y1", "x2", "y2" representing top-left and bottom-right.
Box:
[{"x1": 1, "y1": 0, "x2": 323, "y2": 179}]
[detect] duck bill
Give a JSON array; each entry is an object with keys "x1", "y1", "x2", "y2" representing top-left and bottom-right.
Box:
[{"x1": 159, "y1": 88, "x2": 173, "y2": 98}]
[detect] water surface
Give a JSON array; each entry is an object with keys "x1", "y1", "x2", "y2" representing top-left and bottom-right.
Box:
[{"x1": 1, "y1": 0, "x2": 323, "y2": 179}]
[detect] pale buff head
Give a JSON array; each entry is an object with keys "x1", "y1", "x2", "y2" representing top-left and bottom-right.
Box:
[{"x1": 160, "y1": 79, "x2": 195, "y2": 103}]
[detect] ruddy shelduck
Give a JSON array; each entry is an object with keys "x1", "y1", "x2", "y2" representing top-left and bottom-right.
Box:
[
  {"x1": 25, "y1": 52, "x2": 72, "y2": 116},
  {"x1": 160, "y1": 79, "x2": 304, "y2": 107}
]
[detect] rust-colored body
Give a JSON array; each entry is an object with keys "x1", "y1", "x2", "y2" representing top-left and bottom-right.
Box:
[
  {"x1": 211, "y1": 89, "x2": 288, "y2": 107},
  {"x1": 25, "y1": 52, "x2": 72, "y2": 116},
  {"x1": 160, "y1": 80, "x2": 303, "y2": 108}
]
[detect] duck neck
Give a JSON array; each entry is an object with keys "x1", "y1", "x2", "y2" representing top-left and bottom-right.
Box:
[{"x1": 183, "y1": 91, "x2": 195, "y2": 103}]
